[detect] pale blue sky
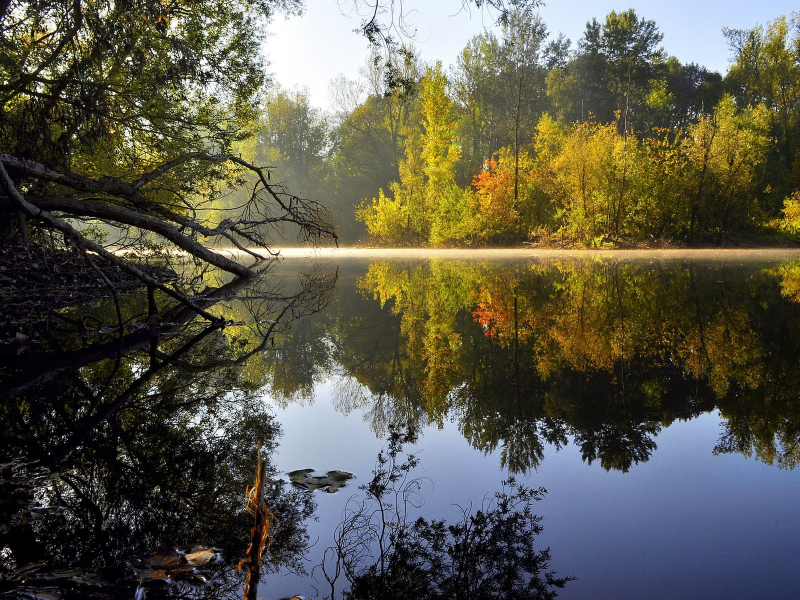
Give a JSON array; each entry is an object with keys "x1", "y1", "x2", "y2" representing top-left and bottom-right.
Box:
[{"x1": 265, "y1": 0, "x2": 798, "y2": 109}]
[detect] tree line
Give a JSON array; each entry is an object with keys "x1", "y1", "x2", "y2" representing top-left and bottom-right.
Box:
[
  {"x1": 0, "y1": 0, "x2": 534, "y2": 300},
  {"x1": 255, "y1": 9, "x2": 800, "y2": 246}
]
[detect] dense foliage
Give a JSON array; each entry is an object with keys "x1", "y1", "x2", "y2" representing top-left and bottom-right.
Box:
[
  {"x1": 4, "y1": 2, "x2": 799, "y2": 251},
  {"x1": 0, "y1": 0, "x2": 550, "y2": 297},
  {"x1": 250, "y1": 9, "x2": 800, "y2": 246}
]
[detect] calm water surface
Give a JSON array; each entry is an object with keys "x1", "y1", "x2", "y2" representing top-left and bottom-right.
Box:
[
  {"x1": 262, "y1": 252, "x2": 800, "y2": 600},
  {"x1": 3, "y1": 250, "x2": 800, "y2": 599}
]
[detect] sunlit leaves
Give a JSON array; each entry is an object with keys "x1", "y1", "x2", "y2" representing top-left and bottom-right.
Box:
[{"x1": 359, "y1": 64, "x2": 480, "y2": 246}]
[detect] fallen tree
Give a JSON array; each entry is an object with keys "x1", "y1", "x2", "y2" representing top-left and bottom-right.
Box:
[
  {"x1": 0, "y1": 0, "x2": 338, "y2": 323},
  {"x1": 0, "y1": 151, "x2": 337, "y2": 320}
]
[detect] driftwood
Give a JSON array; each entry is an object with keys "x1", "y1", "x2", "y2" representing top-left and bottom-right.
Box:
[{"x1": 239, "y1": 442, "x2": 276, "y2": 600}]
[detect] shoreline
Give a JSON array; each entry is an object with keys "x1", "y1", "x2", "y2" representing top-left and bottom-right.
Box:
[{"x1": 215, "y1": 246, "x2": 800, "y2": 262}]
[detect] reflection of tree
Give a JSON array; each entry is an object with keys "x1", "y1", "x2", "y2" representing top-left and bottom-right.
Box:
[
  {"x1": 0, "y1": 266, "x2": 336, "y2": 591},
  {"x1": 124, "y1": 258, "x2": 800, "y2": 477},
  {"x1": 338, "y1": 259, "x2": 800, "y2": 473},
  {"x1": 711, "y1": 285, "x2": 800, "y2": 469},
  {"x1": 319, "y1": 428, "x2": 572, "y2": 600},
  {"x1": 776, "y1": 264, "x2": 800, "y2": 303},
  {"x1": 330, "y1": 279, "x2": 428, "y2": 433}
]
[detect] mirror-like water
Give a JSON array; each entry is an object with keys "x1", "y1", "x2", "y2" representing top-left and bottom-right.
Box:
[{"x1": 3, "y1": 250, "x2": 800, "y2": 599}]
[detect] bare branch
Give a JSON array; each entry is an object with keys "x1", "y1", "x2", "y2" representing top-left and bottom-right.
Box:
[{"x1": 0, "y1": 161, "x2": 223, "y2": 323}]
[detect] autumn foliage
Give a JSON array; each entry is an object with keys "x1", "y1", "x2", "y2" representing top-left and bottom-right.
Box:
[{"x1": 352, "y1": 11, "x2": 800, "y2": 247}]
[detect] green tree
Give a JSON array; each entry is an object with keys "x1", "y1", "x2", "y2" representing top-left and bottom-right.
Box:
[
  {"x1": 725, "y1": 14, "x2": 800, "y2": 208},
  {"x1": 0, "y1": 0, "x2": 335, "y2": 320},
  {"x1": 495, "y1": 10, "x2": 548, "y2": 206},
  {"x1": 582, "y1": 9, "x2": 664, "y2": 132},
  {"x1": 258, "y1": 87, "x2": 330, "y2": 192},
  {"x1": 452, "y1": 10, "x2": 547, "y2": 204},
  {"x1": 452, "y1": 33, "x2": 506, "y2": 185},
  {"x1": 329, "y1": 48, "x2": 422, "y2": 243},
  {"x1": 547, "y1": 10, "x2": 665, "y2": 132},
  {"x1": 660, "y1": 58, "x2": 723, "y2": 129}
]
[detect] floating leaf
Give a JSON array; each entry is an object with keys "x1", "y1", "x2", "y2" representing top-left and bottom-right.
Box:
[
  {"x1": 288, "y1": 469, "x2": 354, "y2": 493},
  {"x1": 184, "y1": 547, "x2": 217, "y2": 567}
]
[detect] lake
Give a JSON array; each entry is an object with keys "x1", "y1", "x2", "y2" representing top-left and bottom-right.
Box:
[{"x1": 2, "y1": 249, "x2": 800, "y2": 599}]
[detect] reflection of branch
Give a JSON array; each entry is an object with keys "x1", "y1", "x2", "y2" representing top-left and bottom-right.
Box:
[
  {"x1": 41, "y1": 320, "x2": 223, "y2": 467},
  {"x1": 0, "y1": 269, "x2": 255, "y2": 400},
  {"x1": 82, "y1": 250, "x2": 124, "y2": 336},
  {"x1": 164, "y1": 268, "x2": 339, "y2": 372},
  {"x1": 318, "y1": 431, "x2": 571, "y2": 598},
  {"x1": 16, "y1": 264, "x2": 336, "y2": 470},
  {"x1": 239, "y1": 442, "x2": 276, "y2": 600},
  {"x1": 318, "y1": 426, "x2": 422, "y2": 596}
]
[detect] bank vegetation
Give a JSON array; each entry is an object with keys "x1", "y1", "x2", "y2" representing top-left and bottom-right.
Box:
[{"x1": 248, "y1": 9, "x2": 800, "y2": 247}]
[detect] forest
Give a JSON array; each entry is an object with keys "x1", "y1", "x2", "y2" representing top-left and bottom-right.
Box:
[
  {"x1": 4, "y1": 2, "x2": 800, "y2": 269},
  {"x1": 3, "y1": 3, "x2": 800, "y2": 597},
  {"x1": 253, "y1": 9, "x2": 800, "y2": 247}
]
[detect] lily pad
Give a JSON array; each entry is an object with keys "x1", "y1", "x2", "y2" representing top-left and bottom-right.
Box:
[{"x1": 288, "y1": 469, "x2": 354, "y2": 493}]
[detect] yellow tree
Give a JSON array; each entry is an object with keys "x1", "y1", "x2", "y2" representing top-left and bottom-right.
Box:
[
  {"x1": 422, "y1": 63, "x2": 481, "y2": 245},
  {"x1": 359, "y1": 63, "x2": 480, "y2": 245},
  {"x1": 548, "y1": 121, "x2": 633, "y2": 243},
  {"x1": 683, "y1": 96, "x2": 771, "y2": 239}
]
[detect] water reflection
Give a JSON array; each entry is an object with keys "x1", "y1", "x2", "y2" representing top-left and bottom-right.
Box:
[
  {"x1": 0, "y1": 267, "x2": 335, "y2": 597},
  {"x1": 316, "y1": 427, "x2": 572, "y2": 600},
  {"x1": 273, "y1": 257, "x2": 800, "y2": 474},
  {"x1": 3, "y1": 254, "x2": 800, "y2": 599}
]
